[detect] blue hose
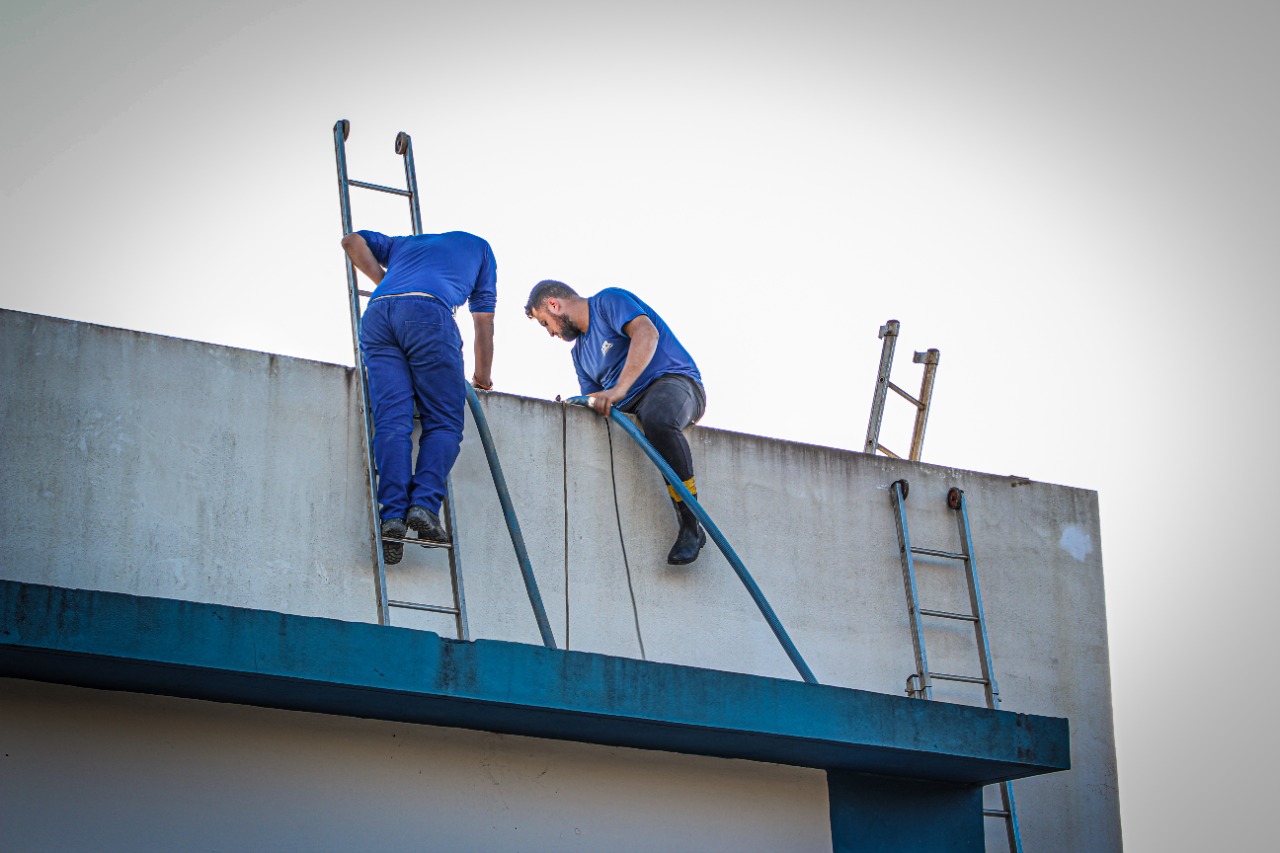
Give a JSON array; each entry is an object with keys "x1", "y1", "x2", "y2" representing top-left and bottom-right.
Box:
[
  {"x1": 466, "y1": 385, "x2": 557, "y2": 650},
  {"x1": 565, "y1": 396, "x2": 818, "y2": 684}
]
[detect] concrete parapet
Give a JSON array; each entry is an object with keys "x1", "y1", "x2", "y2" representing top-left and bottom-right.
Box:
[{"x1": 0, "y1": 308, "x2": 1120, "y2": 850}]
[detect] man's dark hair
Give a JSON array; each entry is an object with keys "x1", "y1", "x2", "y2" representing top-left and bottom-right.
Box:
[{"x1": 525, "y1": 279, "x2": 579, "y2": 317}]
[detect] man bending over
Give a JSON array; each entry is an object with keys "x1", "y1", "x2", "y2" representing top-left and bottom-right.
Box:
[{"x1": 342, "y1": 229, "x2": 496, "y2": 565}]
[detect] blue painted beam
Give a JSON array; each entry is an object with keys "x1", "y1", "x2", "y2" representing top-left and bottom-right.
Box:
[{"x1": 0, "y1": 580, "x2": 1068, "y2": 785}]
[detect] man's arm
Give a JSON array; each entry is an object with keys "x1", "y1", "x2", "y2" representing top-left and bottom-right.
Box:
[
  {"x1": 340, "y1": 233, "x2": 385, "y2": 285},
  {"x1": 472, "y1": 312, "x2": 495, "y2": 389},
  {"x1": 589, "y1": 314, "x2": 659, "y2": 417}
]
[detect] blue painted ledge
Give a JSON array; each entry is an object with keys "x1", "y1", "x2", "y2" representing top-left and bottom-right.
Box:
[{"x1": 0, "y1": 580, "x2": 1068, "y2": 785}]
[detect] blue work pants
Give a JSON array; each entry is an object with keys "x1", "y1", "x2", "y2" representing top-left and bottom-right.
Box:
[{"x1": 359, "y1": 295, "x2": 464, "y2": 520}]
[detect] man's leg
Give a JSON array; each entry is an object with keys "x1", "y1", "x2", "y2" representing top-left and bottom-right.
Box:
[
  {"x1": 397, "y1": 298, "x2": 466, "y2": 538},
  {"x1": 626, "y1": 375, "x2": 707, "y2": 565},
  {"x1": 359, "y1": 300, "x2": 416, "y2": 564}
]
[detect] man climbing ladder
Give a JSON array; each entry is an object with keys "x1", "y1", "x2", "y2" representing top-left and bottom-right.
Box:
[{"x1": 341, "y1": 228, "x2": 497, "y2": 564}]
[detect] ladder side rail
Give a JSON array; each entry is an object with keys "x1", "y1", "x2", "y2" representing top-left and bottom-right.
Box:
[
  {"x1": 890, "y1": 480, "x2": 933, "y2": 699},
  {"x1": 334, "y1": 119, "x2": 392, "y2": 626},
  {"x1": 397, "y1": 130, "x2": 476, "y2": 641},
  {"x1": 396, "y1": 131, "x2": 424, "y2": 235},
  {"x1": 394, "y1": 131, "x2": 465, "y2": 637},
  {"x1": 569, "y1": 397, "x2": 818, "y2": 684},
  {"x1": 393, "y1": 130, "x2": 544, "y2": 646},
  {"x1": 444, "y1": 478, "x2": 470, "y2": 640},
  {"x1": 392, "y1": 129, "x2": 468, "y2": 641},
  {"x1": 952, "y1": 486, "x2": 1023, "y2": 853},
  {"x1": 864, "y1": 320, "x2": 900, "y2": 454},
  {"x1": 907, "y1": 349, "x2": 940, "y2": 462},
  {"x1": 951, "y1": 489, "x2": 1001, "y2": 709},
  {"x1": 998, "y1": 780, "x2": 1024, "y2": 853}
]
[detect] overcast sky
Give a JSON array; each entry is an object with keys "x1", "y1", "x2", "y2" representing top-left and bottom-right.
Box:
[{"x1": 4, "y1": 2, "x2": 1277, "y2": 848}]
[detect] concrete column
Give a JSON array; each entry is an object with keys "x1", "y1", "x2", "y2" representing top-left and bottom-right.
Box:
[{"x1": 828, "y1": 771, "x2": 983, "y2": 852}]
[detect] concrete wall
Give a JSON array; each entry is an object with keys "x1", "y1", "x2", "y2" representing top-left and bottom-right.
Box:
[
  {"x1": 0, "y1": 309, "x2": 1121, "y2": 851},
  {"x1": 1, "y1": 677, "x2": 831, "y2": 853}
]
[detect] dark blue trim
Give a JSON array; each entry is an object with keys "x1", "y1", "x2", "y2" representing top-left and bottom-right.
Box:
[
  {"x1": 828, "y1": 771, "x2": 985, "y2": 852},
  {"x1": 0, "y1": 581, "x2": 1068, "y2": 784}
]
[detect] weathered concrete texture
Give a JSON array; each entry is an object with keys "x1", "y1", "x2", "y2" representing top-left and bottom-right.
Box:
[
  {"x1": 0, "y1": 309, "x2": 375, "y2": 622},
  {"x1": 0, "y1": 309, "x2": 1121, "y2": 851}
]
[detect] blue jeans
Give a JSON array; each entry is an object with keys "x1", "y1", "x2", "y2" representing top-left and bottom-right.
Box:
[{"x1": 359, "y1": 295, "x2": 464, "y2": 520}]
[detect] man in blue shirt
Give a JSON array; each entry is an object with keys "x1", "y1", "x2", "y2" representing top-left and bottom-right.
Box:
[
  {"x1": 342, "y1": 229, "x2": 496, "y2": 565},
  {"x1": 525, "y1": 280, "x2": 708, "y2": 565}
]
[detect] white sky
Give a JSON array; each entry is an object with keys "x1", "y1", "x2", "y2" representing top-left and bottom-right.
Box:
[{"x1": 4, "y1": 2, "x2": 1278, "y2": 848}]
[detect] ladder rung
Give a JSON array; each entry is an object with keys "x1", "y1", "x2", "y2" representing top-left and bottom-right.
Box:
[
  {"x1": 919, "y1": 607, "x2": 978, "y2": 622},
  {"x1": 876, "y1": 443, "x2": 902, "y2": 459},
  {"x1": 887, "y1": 380, "x2": 925, "y2": 410},
  {"x1": 910, "y1": 546, "x2": 967, "y2": 560},
  {"x1": 358, "y1": 288, "x2": 373, "y2": 298},
  {"x1": 983, "y1": 809, "x2": 1011, "y2": 818},
  {"x1": 388, "y1": 599, "x2": 459, "y2": 615},
  {"x1": 928, "y1": 671, "x2": 989, "y2": 685},
  {"x1": 348, "y1": 179, "x2": 412, "y2": 197},
  {"x1": 384, "y1": 535, "x2": 452, "y2": 550}
]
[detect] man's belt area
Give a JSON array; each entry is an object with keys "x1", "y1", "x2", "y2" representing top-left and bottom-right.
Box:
[{"x1": 368, "y1": 291, "x2": 456, "y2": 315}]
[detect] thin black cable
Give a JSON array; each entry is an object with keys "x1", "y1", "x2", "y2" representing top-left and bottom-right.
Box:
[
  {"x1": 561, "y1": 402, "x2": 570, "y2": 649},
  {"x1": 606, "y1": 417, "x2": 647, "y2": 660}
]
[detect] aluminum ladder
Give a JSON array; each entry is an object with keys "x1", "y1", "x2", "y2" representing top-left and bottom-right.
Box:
[
  {"x1": 331, "y1": 118, "x2": 468, "y2": 635},
  {"x1": 864, "y1": 319, "x2": 940, "y2": 461},
  {"x1": 888, "y1": 479, "x2": 1023, "y2": 852}
]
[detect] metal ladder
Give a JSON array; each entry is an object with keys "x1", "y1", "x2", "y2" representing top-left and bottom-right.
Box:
[
  {"x1": 331, "y1": 118, "x2": 468, "y2": 636},
  {"x1": 888, "y1": 479, "x2": 1023, "y2": 852},
  {"x1": 864, "y1": 319, "x2": 940, "y2": 461}
]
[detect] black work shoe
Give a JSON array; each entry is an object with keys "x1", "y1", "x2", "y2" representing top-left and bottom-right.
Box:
[
  {"x1": 381, "y1": 517, "x2": 407, "y2": 565},
  {"x1": 667, "y1": 499, "x2": 706, "y2": 565},
  {"x1": 407, "y1": 505, "x2": 449, "y2": 543},
  {"x1": 667, "y1": 523, "x2": 706, "y2": 565}
]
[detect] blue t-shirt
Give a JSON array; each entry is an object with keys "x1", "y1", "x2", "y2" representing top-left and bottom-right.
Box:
[
  {"x1": 572, "y1": 288, "x2": 702, "y2": 407},
  {"x1": 357, "y1": 230, "x2": 497, "y2": 313}
]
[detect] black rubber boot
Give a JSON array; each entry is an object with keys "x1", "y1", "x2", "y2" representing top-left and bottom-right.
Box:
[
  {"x1": 667, "y1": 498, "x2": 706, "y2": 565},
  {"x1": 407, "y1": 505, "x2": 449, "y2": 543},
  {"x1": 381, "y1": 517, "x2": 408, "y2": 565}
]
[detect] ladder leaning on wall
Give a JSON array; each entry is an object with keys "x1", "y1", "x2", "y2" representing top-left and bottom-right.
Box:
[
  {"x1": 330, "y1": 119, "x2": 555, "y2": 648},
  {"x1": 888, "y1": 480, "x2": 1024, "y2": 853},
  {"x1": 864, "y1": 319, "x2": 940, "y2": 461},
  {"x1": 331, "y1": 119, "x2": 468, "y2": 635}
]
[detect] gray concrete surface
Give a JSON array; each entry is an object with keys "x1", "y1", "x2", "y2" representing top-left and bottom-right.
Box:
[
  {"x1": 1, "y1": 678, "x2": 832, "y2": 853},
  {"x1": 0, "y1": 309, "x2": 1121, "y2": 851}
]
